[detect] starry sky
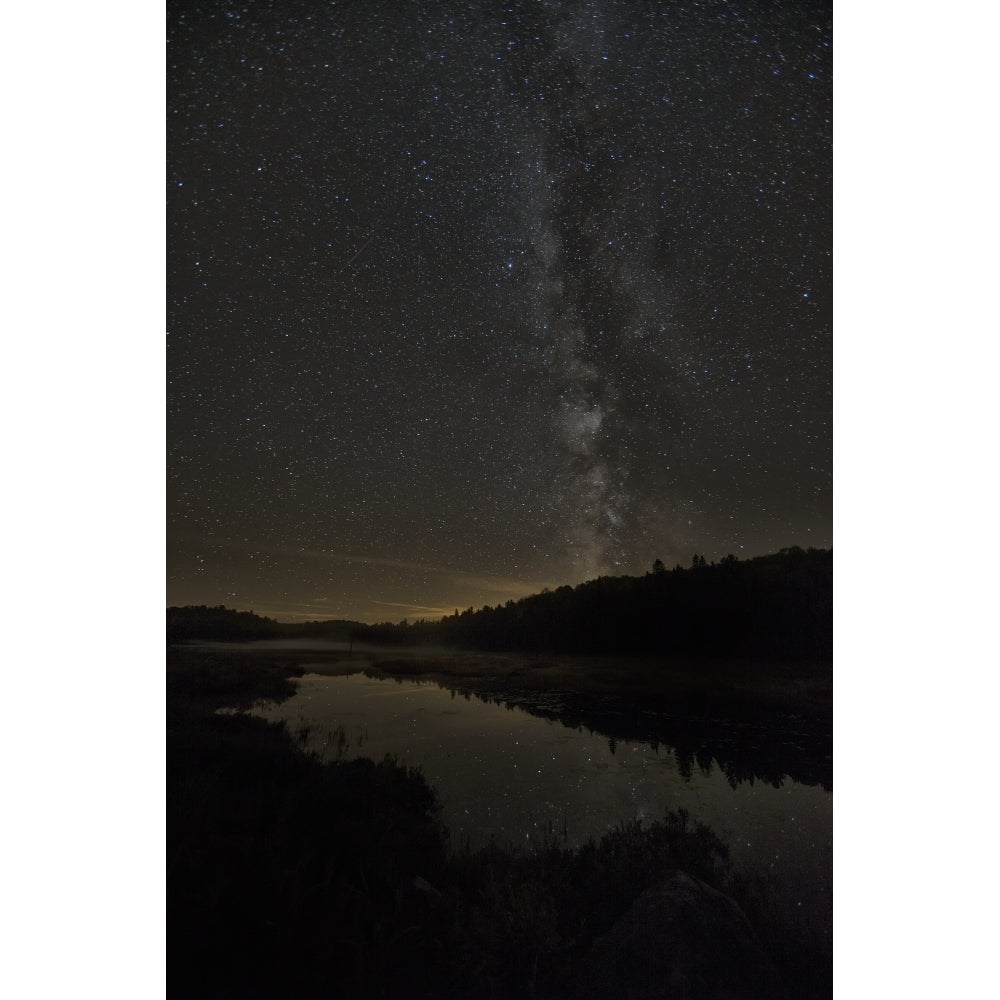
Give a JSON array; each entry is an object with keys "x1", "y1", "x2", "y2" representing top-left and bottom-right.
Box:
[{"x1": 167, "y1": 0, "x2": 831, "y2": 623}]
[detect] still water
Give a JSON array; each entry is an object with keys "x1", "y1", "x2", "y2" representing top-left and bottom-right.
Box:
[{"x1": 254, "y1": 668, "x2": 831, "y2": 938}]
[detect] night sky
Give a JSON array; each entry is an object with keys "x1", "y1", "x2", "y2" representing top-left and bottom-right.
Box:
[{"x1": 167, "y1": 0, "x2": 831, "y2": 623}]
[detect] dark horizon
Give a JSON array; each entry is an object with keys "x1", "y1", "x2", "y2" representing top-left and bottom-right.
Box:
[
  {"x1": 169, "y1": 542, "x2": 831, "y2": 627},
  {"x1": 168, "y1": 545, "x2": 832, "y2": 671}
]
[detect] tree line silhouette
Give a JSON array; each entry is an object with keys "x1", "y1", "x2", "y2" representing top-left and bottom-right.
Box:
[
  {"x1": 168, "y1": 547, "x2": 831, "y2": 661},
  {"x1": 363, "y1": 547, "x2": 832, "y2": 662},
  {"x1": 166, "y1": 604, "x2": 283, "y2": 643}
]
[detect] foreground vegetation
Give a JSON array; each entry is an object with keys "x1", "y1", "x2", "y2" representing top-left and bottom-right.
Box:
[{"x1": 168, "y1": 647, "x2": 830, "y2": 998}]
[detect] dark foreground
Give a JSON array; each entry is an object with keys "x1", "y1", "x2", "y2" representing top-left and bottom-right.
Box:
[{"x1": 168, "y1": 646, "x2": 831, "y2": 998}]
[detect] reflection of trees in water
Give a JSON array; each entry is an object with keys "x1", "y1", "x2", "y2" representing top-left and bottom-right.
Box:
[{"x1": 430, "y1": 680, "x2": 831, "y2": 792}]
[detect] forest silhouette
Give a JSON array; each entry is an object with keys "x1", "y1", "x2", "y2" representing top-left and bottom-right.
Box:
[{"x1": 168, "y1": 546, "x2": 832, "y2": 663}]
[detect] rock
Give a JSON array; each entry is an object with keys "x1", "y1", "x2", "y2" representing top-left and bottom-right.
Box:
[{"x1": 574, "y1": 871, "x2": 784, "y2": 1000}]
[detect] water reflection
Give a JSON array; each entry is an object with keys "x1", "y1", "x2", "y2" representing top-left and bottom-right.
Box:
[
  {"x1": 441, "y1": 679, "x2": 832, "y2": 792},
  {"x1": 254, "y1": 668, "x2": 831, "y2": 940}
]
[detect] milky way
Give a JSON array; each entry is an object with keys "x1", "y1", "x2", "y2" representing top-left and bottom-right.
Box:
[{"x1": 168, "y1": 0, "x2": 831, "y2": 622}]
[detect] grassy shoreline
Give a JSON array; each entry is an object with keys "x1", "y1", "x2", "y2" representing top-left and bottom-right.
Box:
[
  {"x1": 368, "y1": 648, "x2": 832, "y2": 718},
  {"x1": 176, "y1": 641, "x2": 832, "y2": 718}
]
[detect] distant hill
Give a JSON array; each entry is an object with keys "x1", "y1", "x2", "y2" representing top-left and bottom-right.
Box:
[
  {"x1": 166, "y1": 606, "x2": 373, "y2": 644},
  {"x1": 166, "y1": 605, "x2": 285, "y2": 643}
]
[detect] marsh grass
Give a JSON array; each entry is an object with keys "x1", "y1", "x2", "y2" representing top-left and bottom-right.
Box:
[{"x1": 369, "y1": 649, "x2": 831, "y2": 721}]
